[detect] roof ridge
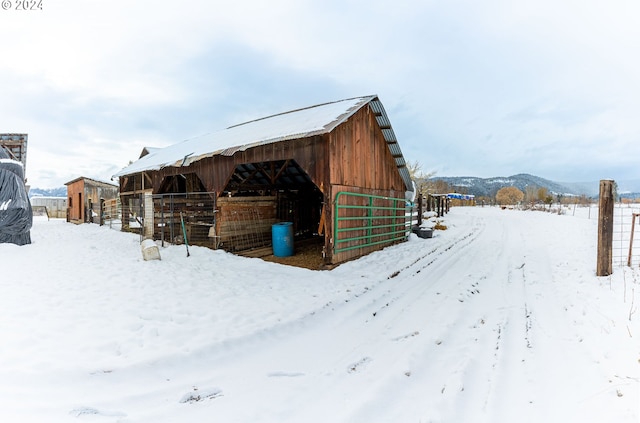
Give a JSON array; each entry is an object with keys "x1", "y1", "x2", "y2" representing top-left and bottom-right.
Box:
[{"x1": 226, "y1": 95, "x2": 377, "y2": 129}]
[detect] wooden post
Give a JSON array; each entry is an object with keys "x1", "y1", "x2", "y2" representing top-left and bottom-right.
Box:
[
  {"x1": 417, "y1": 195, "x2": 423, "y2": 227},
  {"x1": 596, "y1": 180, "x2": 614, "y2": 276},
  {"x1": 628, "y1": 213, "x2": 639, "y2": 267},
  {"x1": 144, "y1": 192, "x2": 154, "y2": 239}
]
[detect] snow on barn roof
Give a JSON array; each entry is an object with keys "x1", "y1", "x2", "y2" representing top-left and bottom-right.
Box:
[
  {"x1": 113, "y1": 95, "x2": 413, "y2": 191},
  {"x1": 64, "y1": 176, "x2": 118, "y2": 188}
]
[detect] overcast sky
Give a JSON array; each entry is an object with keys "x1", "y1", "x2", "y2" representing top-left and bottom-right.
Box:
[{"x1": 2, "y1": 0, "x2": 639, "y2": 188}]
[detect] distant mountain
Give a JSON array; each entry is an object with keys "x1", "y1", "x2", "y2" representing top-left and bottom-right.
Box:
[
  {"x1": 432, "y1": 174, "x2": 594, "y2": 198},
  {"x1": 616, "y1": 179, "x2": 640, "y2": 199},
  {"x1": 29, "y1": 187, "x2": 66, "y2": 198}
]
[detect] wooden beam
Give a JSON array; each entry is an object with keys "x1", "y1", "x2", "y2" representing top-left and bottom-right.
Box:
[{"x1": 273, "y1": 159, "x2": 291, "y2": 182}]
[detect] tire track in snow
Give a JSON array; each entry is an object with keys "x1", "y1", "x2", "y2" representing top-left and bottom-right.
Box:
[
  {"x1": 354, "y1": 214, "x2": 488, "y2": 326},
  {"x1": 381, "y1": 210, "x2": 540, "y2": 423}
]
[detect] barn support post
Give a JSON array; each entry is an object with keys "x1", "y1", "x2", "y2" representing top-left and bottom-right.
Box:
[
  {"x1": 596, "y1": 179, "x2": 614, "y2": 276},
  {"x1": 144, "y1": 192, "x2": 154, "y2": 239}
]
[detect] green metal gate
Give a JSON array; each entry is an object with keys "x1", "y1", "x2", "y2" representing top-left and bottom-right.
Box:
[{"x1": 334, "y1": 191, "x2": 410, "y2": 254}]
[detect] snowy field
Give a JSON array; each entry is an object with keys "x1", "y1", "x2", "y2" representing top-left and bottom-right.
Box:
[{"x1": 1, "y1": 206, "x2": 639, "y2": 423}]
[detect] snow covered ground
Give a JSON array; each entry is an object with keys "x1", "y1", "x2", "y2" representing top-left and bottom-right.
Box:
[{"x1": 1, "y1": 206, "x2": 638, "y2": 422}]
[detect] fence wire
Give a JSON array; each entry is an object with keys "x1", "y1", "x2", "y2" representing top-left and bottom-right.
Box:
[
  {"x1": 613, "y1": 205, "x2": 640, "y2": 268},
  {"x1": 153, "y1": 192, "x2": 217, "y2": 248},
  {"x1": 101, "y1": 197, "x2": 123, "y2": 231}
]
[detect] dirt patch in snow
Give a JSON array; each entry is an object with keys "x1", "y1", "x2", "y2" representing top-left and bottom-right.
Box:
[{"x1": 261, "y1": 237, "x2": 326, "y2": 270}]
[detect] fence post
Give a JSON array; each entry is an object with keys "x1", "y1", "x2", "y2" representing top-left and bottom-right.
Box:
[
  {"x1": 417, "y1": 194, "x2": 423, "y2": 227},
  {"x1": 144, "y1": 192, "x2": 154, "y2": 239},
  {"x1": 628, "y1": 214, "x2": 638, "y2": 267},
  {"x1": 596, "y1": 179, "x2": 614, "y2": 276}
]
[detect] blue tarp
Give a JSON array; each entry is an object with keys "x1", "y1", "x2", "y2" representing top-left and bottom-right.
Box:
[{"x1": 447, "y1": 193, "x2": 475, "y2": 200}]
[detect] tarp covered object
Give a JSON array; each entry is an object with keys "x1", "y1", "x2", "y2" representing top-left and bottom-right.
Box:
[{"x1": 0, "y1": 148, "x2": 32, "y2": 245}]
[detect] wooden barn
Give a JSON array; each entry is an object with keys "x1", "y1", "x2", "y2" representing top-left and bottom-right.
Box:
[
  {"x1": 65, "y1": 177, "x2": 119, "y2": 224},
  {"x1": 113, "y1": 95, "x2": 414, "y2": 266}
]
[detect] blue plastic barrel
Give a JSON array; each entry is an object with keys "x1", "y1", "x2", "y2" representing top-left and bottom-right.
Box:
[{"x1": 272, "y1": 222, "x2": 294, "y2": 257}]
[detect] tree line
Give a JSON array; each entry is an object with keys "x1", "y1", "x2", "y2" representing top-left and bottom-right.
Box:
[{"x1": 406, "y1": 161, "x2": 601, "y2": 208}]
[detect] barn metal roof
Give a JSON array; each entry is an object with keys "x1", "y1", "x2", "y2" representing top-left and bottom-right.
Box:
[{"x1": 114, "y1": 96, "x2": 413, "y2": 192}]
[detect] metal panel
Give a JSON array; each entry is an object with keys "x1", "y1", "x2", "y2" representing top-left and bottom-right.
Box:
[
  {"x1": 368, "y1": 100, "x2": 413, "y2": 193},
  {"x1": 333, "y1": 191, "x2": 410, "y2": 254}
]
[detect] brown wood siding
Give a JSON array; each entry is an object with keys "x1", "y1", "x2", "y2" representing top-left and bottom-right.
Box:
[
  {"x1": 66, "y1": 179, "x2": 85, "y2": 222},
  {"x1": 321, "y1": 105, "x2": 408, "y2": 265},
  {"x1": 145, "y1": 136, "x2": 328, "y2": 197},
  {"x1": 68, "y1": 179, "x2": 119, "y2": 223},
  {"x1": 328, "y1": 106, "x2": 404, "y2": 192},
  {"x1": 84, "y1": 183, "x2": 119, "y2": 205}
]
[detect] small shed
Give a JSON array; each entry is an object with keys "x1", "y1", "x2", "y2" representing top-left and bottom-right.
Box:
[
  {"x1": 65, "y1": 177, "x2": 119, "y2": 224},
  {"x1": 114, "y1": 95, "x2": 414, "y2": 266}
]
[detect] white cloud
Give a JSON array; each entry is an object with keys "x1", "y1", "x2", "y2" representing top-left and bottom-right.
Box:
[{"x1": 1, "y1": 0, "x2": 639, "y2": 187}]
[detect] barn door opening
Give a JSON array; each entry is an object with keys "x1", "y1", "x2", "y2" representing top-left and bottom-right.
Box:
[
  {"x1": 219, "y1": 159, "x2": 325, "y2": 266},
  {"x1": 78, "y1": 193, "x2": 83, "y2": 222}
]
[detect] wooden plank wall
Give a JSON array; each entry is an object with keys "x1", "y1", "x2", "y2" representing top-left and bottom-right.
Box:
[
  {"x1": 328, "y1": 106, "x2": 404, "y2": 193},
  {"x1": 66, "y1": 179, "x2": 84, "y2": 222},
  {"x1": 151, "y1": 136, "x2": 328, "y2": 195}
]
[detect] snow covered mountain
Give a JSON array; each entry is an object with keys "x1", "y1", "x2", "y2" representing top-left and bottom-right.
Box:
[
  {"x1": 432, "y1": 173, "x2": 589, "y2": 197},
  {"x1": 28, "y1": 187, "x2": 67, "y2": 198}
]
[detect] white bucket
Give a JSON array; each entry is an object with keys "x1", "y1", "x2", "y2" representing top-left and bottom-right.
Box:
[{"x1": 141, "y1": 239, "x2": 161, "y2": 261}]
